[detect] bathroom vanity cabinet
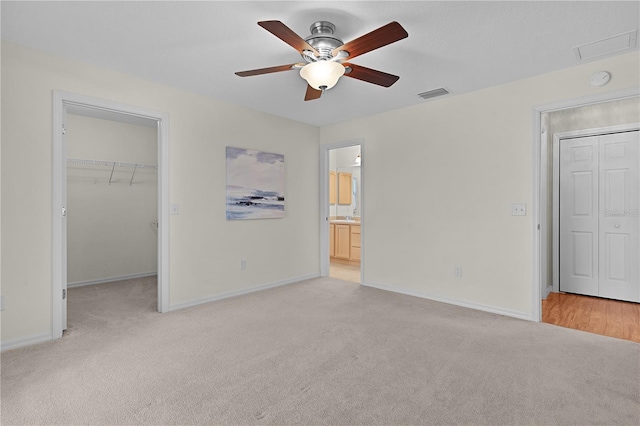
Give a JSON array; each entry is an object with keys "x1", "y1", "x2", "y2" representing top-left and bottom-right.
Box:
[{"x1": 329, "y1": 221, "x2": 360, "y2": 264}]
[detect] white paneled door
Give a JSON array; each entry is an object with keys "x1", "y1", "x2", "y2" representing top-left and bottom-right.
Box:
[
  {"x1": 560, "y1": 136, "x2": 599, "y2": 296},
  {"x1": 560, "y1": 131, "x2": 639, "y2": 302}
]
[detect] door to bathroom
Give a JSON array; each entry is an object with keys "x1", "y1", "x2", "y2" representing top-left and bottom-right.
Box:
[
  {"x1": 321, "y1": 140, "x2": 364, "y2": 285},
  {"x1": 328, "y1": 145, "x2": 362, "y2": 283},
  {"x1": 559, "y1": 130, "x2": 639, "y2": 302}
]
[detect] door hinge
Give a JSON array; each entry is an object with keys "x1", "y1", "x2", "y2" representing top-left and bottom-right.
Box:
[
  {"x1": 537, "y1": 224, "x2": 540, "y2": 230},
  {"x1": 62, "y1": 207, "x2": 67, "y2": 217},
  {"x1": 62, "y1": 289, "x2": 67, "y2": 300},
  {"x1": 62, "y1": 124, "x2": 67, "y2": 135}
]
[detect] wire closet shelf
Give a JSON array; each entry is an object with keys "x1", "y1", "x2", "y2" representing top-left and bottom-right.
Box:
[{"x1": 66, "y1": 157, "x2": 157, "y2": 185}]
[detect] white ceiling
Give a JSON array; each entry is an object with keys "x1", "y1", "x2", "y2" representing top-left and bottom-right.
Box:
[{"x1": 2, "y1": 1, "x2": 638, "y2": 127}]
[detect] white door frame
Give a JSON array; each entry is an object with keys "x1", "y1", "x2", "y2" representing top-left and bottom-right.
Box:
[
  {"x1": 552, "y1": 123, "x2": 640, "y2": 293},
  {"x1": 52, "y1": 91, "x2": 170, "y2": 339},
  {"x1": 532, "y1": 87, "x2": 639, "y2": 321},
  {"x1": 320, "y1": 139, "x2": 365, "y2": 284}
]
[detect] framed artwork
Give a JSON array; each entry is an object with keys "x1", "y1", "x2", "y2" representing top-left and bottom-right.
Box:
[{"x1": 226, "y1": 147, "x2": 285, "y2": 220}]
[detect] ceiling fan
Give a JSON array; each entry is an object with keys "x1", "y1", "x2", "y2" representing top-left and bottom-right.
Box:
[{"x1": 235, "y1": 20, "x2": 408, "y2": 101}]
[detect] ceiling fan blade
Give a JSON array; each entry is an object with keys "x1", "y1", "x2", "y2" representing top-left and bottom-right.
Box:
[
  {"x1": 258, "y1": 20, "x2": 319, "y2": 55},
  {"x1": 235, "y1": 64, "x2": 299, "y2": 77},
  {"x1": 304, "y1": 84, "x2": 322, "y2": 101},
  {"x1": 343, "y1": 63, "x2": 400, "y2": 87},
  {"x1": 332, "y1": 21, "x2": 408, "y2": 60}
]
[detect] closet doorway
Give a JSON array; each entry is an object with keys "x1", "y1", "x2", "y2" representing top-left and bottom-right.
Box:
[
  {"x1": 536, "y1": 93, "x2": 640, "y2": 341},
  {"x1": 52, "y1": 92, "x2": 170, "y2": 339},
  {"x1": 66, "y1": 109, "x2": 159, "y2": 331}
]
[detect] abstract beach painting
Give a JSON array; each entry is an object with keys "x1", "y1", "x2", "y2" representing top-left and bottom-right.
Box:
[{"x1": 226, "y1": 147, "x2": 285, "y2": 220}]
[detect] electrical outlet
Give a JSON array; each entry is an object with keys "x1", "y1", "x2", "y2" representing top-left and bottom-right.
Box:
[
  {"x1": 240, "y1": 260, "x2": 246, "y2": 271},
  {"x1": 454, "y1": 265, "x2": 463, "y2": 277},
  {"x1": 512, "y1": 204, "x2": 526, "y2": 216}
]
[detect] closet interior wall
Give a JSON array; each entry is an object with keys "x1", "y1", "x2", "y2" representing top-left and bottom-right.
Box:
[{"x1": 66, "y1": 113, "x2": 158, "y2": 286}]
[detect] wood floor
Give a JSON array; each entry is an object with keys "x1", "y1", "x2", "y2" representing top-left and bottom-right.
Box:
[{"x1": 542, "y1": 292, "x2": 640, "y2": 343}]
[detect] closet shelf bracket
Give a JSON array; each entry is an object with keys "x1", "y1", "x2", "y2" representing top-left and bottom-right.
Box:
[
  {"x1": 129, "y1": 164, "x2": 138, "y2": 186},
  {"x1": 108, "y1": 163, "x2": 116, "y2": 185}
]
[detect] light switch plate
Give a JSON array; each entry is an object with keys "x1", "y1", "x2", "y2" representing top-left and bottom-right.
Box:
[
  {"x1": 171, "y1": 204, "x2": 180, "y2": 215},
  {"x1": 512, "y1": 204, "x2": 526, "y2": 216}
]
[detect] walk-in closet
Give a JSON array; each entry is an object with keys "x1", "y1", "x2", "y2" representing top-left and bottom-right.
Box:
[{"x1": 65, "y1": 110, "x2": 158, "y2": 328}]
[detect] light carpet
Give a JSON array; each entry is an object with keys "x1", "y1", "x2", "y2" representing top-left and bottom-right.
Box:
[{"x1": 2, "y1": 276, "x2": 639, "y2": 425}]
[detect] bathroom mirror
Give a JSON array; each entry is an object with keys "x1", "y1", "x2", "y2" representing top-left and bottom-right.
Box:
[
  {"x1": 332, "y1": 166, "x2": 360, "y2": 216},
  {"x1": 329, "y1": 146, "x2": 361, "y2": 218}
]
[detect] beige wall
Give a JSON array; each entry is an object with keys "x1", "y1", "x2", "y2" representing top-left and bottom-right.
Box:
[
  {"x1": 2, "y1": 38, "x2": 638, "y2": 346},
  {"x1": 66, "y1": 114, "x2": 158, "y2": 284},
  {"x1": 1, "y1": 41, "x2": 320, "y2": 343},
  {"x1": 321, "y1": 51, "x2": 639, "y2": 317}
]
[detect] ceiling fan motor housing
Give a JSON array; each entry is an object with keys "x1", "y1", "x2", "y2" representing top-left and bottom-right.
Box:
[{"x1": 303, "y1": 21, "x2": 344, "y2": 62}]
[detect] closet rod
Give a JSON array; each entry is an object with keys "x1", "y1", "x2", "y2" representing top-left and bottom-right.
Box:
[{"x1": 66, "y1": 157, "x2": 158, "y2": 169}]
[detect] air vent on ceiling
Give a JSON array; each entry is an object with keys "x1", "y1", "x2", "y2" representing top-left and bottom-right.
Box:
[
  {"x1": 417, "y1": 87, "x2": 450, "y2": 100},
  {"x1": 573, "y1": 30, "x2": 637, "y2": 61}
]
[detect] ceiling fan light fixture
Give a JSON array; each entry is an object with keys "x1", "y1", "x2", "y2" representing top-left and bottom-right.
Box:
[{"x1": 300, "y1": 61, "x2": 345, "y2": 90}]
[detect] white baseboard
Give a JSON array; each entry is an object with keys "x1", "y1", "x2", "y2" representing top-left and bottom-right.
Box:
[
  {"x1": 543, "y1": 285, "x2": 553, "y2": 299},
  {"x1": 362, "y1": 280, "x2": 533, "y2": 321},
  {"x1": 67, "y1": 272, "x2": 157, "y2": 288},
  {"x1": 170, "y1": 273, "x2": 320, "y2": 312},
  {"x1": 1, "y1": 332, "x2": 52, "y2": 352}
]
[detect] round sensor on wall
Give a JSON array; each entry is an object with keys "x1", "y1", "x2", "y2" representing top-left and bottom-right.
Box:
[{"x1": 589, "y1": 71, "x2": 611, "y2": 87}]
